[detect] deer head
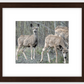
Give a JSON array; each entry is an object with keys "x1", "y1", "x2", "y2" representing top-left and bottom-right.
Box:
[
  {"x1": 62, "y1": 49, "x2": 68, "y2": 63},
  {"x1": 30, "y1": 24, "x2": 39, "y2": 35}
]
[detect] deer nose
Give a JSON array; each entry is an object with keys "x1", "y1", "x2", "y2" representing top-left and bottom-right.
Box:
[
  {"x1": 64, "y1": 57, "x2": 66, "y2": 59},
  {"x1": 34, "y1": 31, "x2": 36, "y2": 33}
]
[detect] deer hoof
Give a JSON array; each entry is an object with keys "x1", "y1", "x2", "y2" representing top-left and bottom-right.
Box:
[
  {"x1": 31, "y1": 58, "x2": 33, "y2": 60},
  {"x1": 40, "y1": 59, "x2": 42, "y2": 62}
]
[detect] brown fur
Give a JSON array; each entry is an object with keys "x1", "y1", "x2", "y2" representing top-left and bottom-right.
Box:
[
  {"x1": 40, "y1": 34, "x2": 68, "y2": 63},
  {"x1": 45, "y1": 34, "x2": 66, "y2": 48},
  {"x1": 55, "y1": 26, "x2": 69, "y2": 47},
  {"x1": 16, "y1": 27, "x2": 38, "y2": 60}
]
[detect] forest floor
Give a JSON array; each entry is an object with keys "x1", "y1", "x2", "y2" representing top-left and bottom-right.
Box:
[{"x1": 16, "y1": 46, "x2": 69, "y2": 64}]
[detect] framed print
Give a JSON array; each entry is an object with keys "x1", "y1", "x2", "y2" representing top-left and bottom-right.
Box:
[{"x1": 1, "y1": 3, "x2": 83, "y2": 82}]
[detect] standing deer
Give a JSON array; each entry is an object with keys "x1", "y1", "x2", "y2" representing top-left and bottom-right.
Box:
[
  {"x1": 16, "y1": 24, "x2": 39, "y2": 60},
  {"x1": 40, "y1": 34, "x2": 68, "y2": 63}
]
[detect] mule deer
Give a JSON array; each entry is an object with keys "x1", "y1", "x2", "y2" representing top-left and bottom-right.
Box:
[
  {"x1": 16, "y1": 24, "x2": 39, "y2": 60},
  {"x1": 40, "y1": 34, "x2": 68, "y2": 63},
  {"x1": 55, "y1": 26, "x2": 69, "y2": 48}
]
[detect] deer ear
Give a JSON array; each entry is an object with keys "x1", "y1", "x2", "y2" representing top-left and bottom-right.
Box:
[
  {"x1": 37, "y1": 24, "x2": 39, "y2": 27},
  {"x1": 30, "y1": 24, "x2": 33, "y2": 27}
]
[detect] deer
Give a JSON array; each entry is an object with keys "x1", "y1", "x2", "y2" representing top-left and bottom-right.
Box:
[
  {"x1": 55, "y1": 26, "x2": 69, "y2": 48},
  {"x1": 56, "y1": 26, "x2": 68, "y2": 30},
  {"x1": 40, "y1": 34, "x2": 68, "y2": 63},
  {"x1": 16, "y1": 24, "x2": 39, "y2": 60}
]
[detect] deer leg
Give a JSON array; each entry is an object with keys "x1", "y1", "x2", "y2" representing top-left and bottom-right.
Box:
[
  {"x1": 40, "y1": 48, "x2": 45, "y2": 62},
  {"x1": 16, "y1": 46, "x2": 21, "y2": 60},
  {"x1": 47, "y1": 49, "x2": 51, "y2": 63},
  {"x1": 30, "y1": 46, "x2": 33, "y2": 60},
  {"x1": 22, "y1": 48, "x2": 27, "y2": 60},
  {"x1": 33, "y1": 48, "x2": 35, "y2": 59},
  {"x1": 40, "y1": 44, "x2": 48, "y2": 62},
  {"x1": 54, "y1": 46, "x2": 58, "y2": 63}
]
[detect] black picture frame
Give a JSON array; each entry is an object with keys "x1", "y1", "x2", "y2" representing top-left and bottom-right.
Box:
[{"x1": 0, "y1": 3, "x2": 83, "y2": 82}]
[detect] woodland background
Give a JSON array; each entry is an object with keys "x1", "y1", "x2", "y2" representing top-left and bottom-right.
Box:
[{"x1": 16, "y1": 21, "x2": 69, "y2": 63}]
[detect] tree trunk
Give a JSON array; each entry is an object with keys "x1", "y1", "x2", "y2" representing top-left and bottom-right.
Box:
[
  {"x1": 54, "y1": 21, "x2": 56, "y2": 34},
  {"x1": 21, "y1": 21, "x2": 24, "y2": 35}
]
